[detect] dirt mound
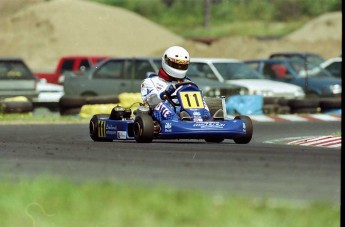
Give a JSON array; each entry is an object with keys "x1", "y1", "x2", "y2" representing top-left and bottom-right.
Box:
[
  {"x1": 172, "y1": 12, "x2": 342, "y2": 60},
  {"x1": 0, "y1": 0, "x2": 342, "y2": 69},
  {"x1": 0, "y1": 0, "x2": 184, "y2": 69},
  {"x1": 180, "y1": 36, "x2": 341, "y2": 61},
  {"x1": 285, "y1": 12, "x2": 342, "y2": 42}
]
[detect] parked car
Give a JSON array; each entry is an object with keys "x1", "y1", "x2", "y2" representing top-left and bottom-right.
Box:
[
  {"x1": 63, "y1": 57, "x2": 248, "y2": 98},
  {"x1": 320, "y1": 56, "x2": 342, "y2": 79},
  {"x1": 245, "y1": 58, "x2": 341, "y2": 98},
  {"x1": 33, "y1": 80, "x2": 64, "y2": 110},
  {"x1": 0, "y1": 57, "x2": 38, "y2": 100},
  {"x1": 34, "y1": 55, "x2": 109, "y2": 85},
  {"x1": 186, "y1": 58, "x2": 306, "y2": 99},
  {"x1": 269, "y1": 52, "x2": 325, "y2": 66}
]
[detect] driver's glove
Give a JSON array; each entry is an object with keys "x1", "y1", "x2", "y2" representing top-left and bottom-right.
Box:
[{"x1": 159, "y1": 84, "x2": 176, "y2": 100}]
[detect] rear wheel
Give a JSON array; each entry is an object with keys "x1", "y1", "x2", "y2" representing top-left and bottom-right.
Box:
[
  {"x1": 233, "y1": 115, "x2": 253, "y2": 144},
  {"x1": 89, "y1": 114, "x2": 112, "y2": 142},
  {"x1": 133, "y1": 114, "x2": 154, "y2": 143}
]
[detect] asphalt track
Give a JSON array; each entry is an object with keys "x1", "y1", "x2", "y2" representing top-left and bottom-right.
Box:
[{"x1": 0, "y1": 121, "x2": 341, "y2": 205}]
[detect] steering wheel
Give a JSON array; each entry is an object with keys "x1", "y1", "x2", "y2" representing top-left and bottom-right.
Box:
[
  {"x1": 174, "y1": 81, "x2": 199, "y2": 89},
  {"x1": 165, "y1": 81, "x2": 199, "y2": 109}
]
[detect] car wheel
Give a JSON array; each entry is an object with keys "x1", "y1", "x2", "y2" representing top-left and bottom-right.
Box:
[
  {"x1": 133, "y1": 115, "x2": 154, "y2": 143},
  {"x1": 89, "y1": 114, "x2": 112, "y2": 142},
  {"x1": 233, "y1": 115, "x2": 253, "y2": 144}
]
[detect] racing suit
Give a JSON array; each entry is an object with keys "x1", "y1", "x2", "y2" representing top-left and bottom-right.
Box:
[{"x1": 141, "y1": 68, "x2": 211, "y2": 121}]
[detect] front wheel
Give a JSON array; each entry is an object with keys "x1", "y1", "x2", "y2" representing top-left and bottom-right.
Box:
[
  {"x1": 233, "y1": 115, "x2": 253, "y2": 144},
  {"x1": 133, "y1": 114, "x2": 154, "y2": 143}
]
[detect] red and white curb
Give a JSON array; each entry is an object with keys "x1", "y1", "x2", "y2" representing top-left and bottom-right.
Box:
[
  {"x1": 287, "y1": 135, "x2": 341, "y2": 148},
  {"x1": 227, "y1": 114, "x2": 341, "y2": 122}
]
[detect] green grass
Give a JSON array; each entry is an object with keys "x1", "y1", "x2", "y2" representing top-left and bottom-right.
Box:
[
  {"x1": 0, "y1": 177, "x2": 340, "y2": 227},
  {"x1": 168, "y1": 20, "x2": 307, "y2": 39},
  {"x1": 332, "y1": 131, "x2": 341, "y2": 136},
  {"x1": 92, "y1": 0, "x2": 340, "y2": 39}
]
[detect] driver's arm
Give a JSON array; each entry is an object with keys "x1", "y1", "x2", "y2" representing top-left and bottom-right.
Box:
[{"x1": 141, "y1": 78, "x2": 162, "y2": 106}]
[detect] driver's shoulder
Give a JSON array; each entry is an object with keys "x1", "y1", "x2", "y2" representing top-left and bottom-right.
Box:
[{"x1": 147, "y1": 73, "x2": 158, "y2": 79}]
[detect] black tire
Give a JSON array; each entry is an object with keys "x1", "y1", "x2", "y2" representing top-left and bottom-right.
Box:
[
  {"x1": 319, "y1": 98, "x2": 341, "y2": 111},
  {"x1": 277, "y1": 98, "x2": 290, "y2": 106},
  {"x1": 33, "y1": 101, "x2": 59, "y2": 112},
  {"x1": 291, "y1": 107, "x2": 319, "y2": 114},
  {"x1": 85, "y1": 95, "x2": 120, "y2": 104},
  {"x1": 263, "y1": 97, "x2": 278, "y2": 105},
  {"x1": 89, "y1": 114, "x2": 112, "y2": 142},
  {"x1": 59, "y1": 107, "x2": 81, "y2": 116},
  {"x1": 0, "y1": 101, "x2": 33, "y2": 113},
  {"x1": 205, "y1": 137, "x2": 224, "y2": 143},
  {"x1": 233, "y1": 115, "x2": 253, "y2": 144},
  {"x1": 133, "y1": 114, "x2": 154, "y2": 143},
  {"x1": 288, "y1": 99, "x2": 319, "y2": 109},
  {"x1": 262, "y1": 104, "x2": 277, "y2": 115},
  {"x1": 276, "y1": 105, "x2": 291, "y2": 114},
  {"x1": 59, "y1": 95, "x2": 86, "y2": 108}
]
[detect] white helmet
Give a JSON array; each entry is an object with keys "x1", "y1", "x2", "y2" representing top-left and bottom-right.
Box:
[{"x1": 162, "y1": 46, "x2": 190, "y2": 79}]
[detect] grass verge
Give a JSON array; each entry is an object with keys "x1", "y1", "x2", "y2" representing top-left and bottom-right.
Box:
[
  {"x1": 173, "y1": 20, "x2": 307, "y2": 39},
  {"x1": 0, "y1": 177, "x2": 339, "y2": 227}
]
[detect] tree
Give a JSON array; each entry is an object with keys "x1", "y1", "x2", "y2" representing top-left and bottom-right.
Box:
[{"x1": 204, "y1": 0, "x2": 211, "y2": 29}]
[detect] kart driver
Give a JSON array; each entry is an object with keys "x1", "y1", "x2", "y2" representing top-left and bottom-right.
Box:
[{"x1": 140, "y1": 45, "x2": 211, "y2": 121}]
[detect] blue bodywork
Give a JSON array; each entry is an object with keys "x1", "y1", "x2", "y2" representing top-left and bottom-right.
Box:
[{"x1": 95, "y1": 117, "x2": 247, "y2": 141}]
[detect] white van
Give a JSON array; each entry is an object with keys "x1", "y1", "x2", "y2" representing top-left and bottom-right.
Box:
[{"x1": 187, "y1": 58, "x2": 305, "y2": 99}]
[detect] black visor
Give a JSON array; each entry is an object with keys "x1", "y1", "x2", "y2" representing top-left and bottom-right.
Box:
[{"x1": 165, "y1": 56, "x2": 189, "y2": 70}]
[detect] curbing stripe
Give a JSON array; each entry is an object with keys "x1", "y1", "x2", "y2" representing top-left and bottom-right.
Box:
[
  {"x1": 306, "y1": 114, "x2": 342, "y2": 121},
  {"x1": 227, "y1": 114, "x2": 341, "y2": 122},
  {"x1": 287, "y1": 135, "x2": 341, "y2": 148}
]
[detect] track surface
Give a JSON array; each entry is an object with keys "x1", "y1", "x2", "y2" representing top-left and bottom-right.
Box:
[{"x1": 0, "y1": 121, "x2": 340, "y2": 205}]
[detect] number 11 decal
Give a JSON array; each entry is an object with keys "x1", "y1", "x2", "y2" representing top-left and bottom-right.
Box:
[{"x1": 180, "y1": 91, "x2": 204, "y2": 109}]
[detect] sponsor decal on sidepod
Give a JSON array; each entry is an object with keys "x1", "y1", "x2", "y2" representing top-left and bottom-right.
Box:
[{"x1": 193, "y1": 122, "x2": 226, "y2": 129}]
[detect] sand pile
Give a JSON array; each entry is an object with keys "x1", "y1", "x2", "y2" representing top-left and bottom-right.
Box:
[
  {"x1": 285, "y1": 12, "x2": 342, "y2": 42},
  {"x1": 0, "y1": 0, "x2": 184, "y2": 69},
  {"x1": 0, "y1": 0, "x2": 342, "y2": 70}
]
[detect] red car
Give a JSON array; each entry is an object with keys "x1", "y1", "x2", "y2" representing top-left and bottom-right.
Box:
[{"x1": 35, "y1": 56, "x2": 108, "y2": 84}]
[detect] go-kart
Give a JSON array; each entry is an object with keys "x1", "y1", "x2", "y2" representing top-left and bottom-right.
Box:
[{"x1": 89, "y1": 81, "x2": 253, "y2": 143}]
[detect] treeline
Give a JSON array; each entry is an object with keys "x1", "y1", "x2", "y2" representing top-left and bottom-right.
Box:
[{"x1": 92, "y1": 0, "x2": 341, "y2": 27}]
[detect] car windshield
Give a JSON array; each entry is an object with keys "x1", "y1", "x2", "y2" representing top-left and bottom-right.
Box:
[
  {"x1": 289, "y1": 60, "x2": 334, "y2": 78},
  {"x1": 0, "y1": 61, "x2": 35, "y2": 80},
  {"x1": 153, "y1": 59, "x2": 161, "y2": 69},
  {"x1": 270, "y1": 54, "x2": 325, "y2": 65},
  {"x1": 213, "y1": 62, "x2": 265, "y2": 80}
]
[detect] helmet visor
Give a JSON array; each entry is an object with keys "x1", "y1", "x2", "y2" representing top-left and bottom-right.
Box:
[{"x1": 165, "y1": 56, "x2": 189, "y2": 70}]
